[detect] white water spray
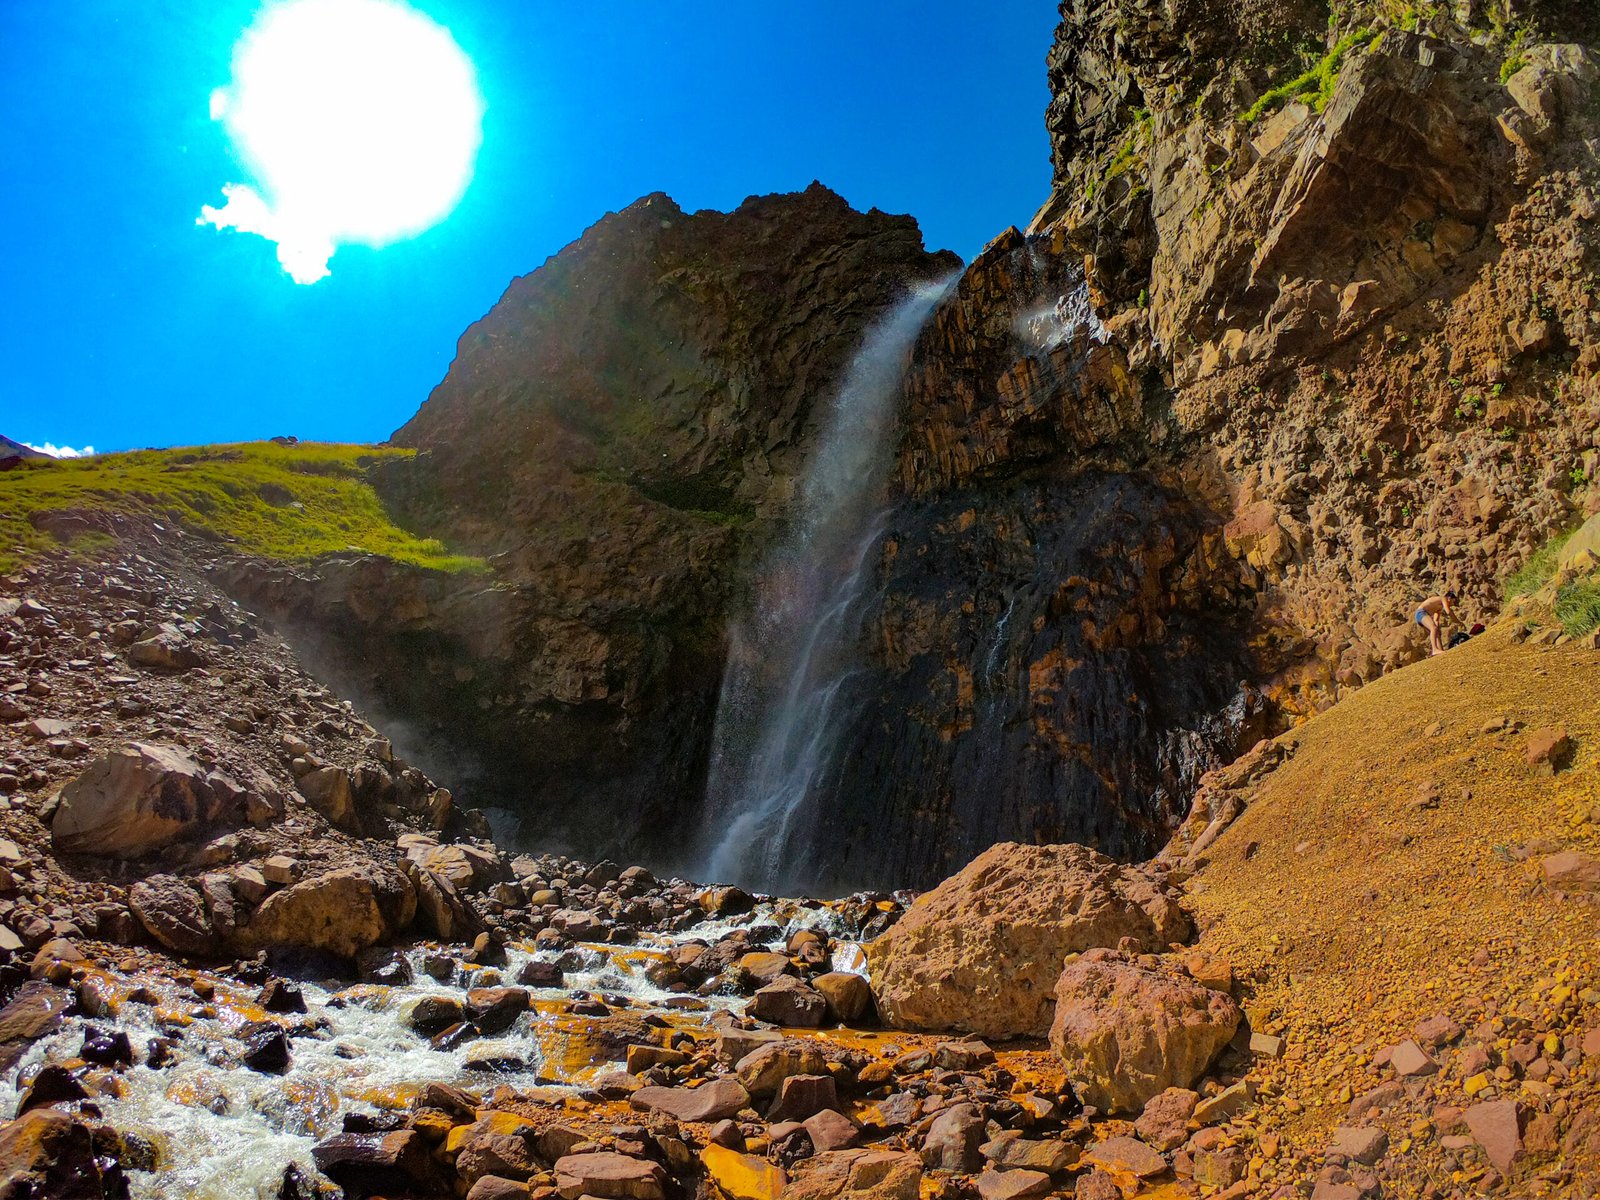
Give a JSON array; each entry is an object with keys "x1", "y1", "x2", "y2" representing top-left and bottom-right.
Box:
[{"x1": 699, "y1": 277, "x2": 955, "y2": 891}]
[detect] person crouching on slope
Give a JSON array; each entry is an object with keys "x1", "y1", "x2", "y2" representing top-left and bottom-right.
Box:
[{"x1": 1414, "y1": 592, "x2": 1457, "y2": 657}]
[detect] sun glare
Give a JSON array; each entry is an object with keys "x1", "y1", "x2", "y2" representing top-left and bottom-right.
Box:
[{"x1": 198, "y1": 0, "x2": 484, "y2": 284}]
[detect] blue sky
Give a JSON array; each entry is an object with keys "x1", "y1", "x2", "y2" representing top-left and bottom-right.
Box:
[{"x1": 0, "y1": 2, "x2": 1058, "y2": 455}]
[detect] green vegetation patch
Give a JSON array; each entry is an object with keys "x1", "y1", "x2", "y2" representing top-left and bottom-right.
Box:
[
  {"x1": 1502, "y1": 528, "x2": 1574, "y2": 603},
  {"x1": 1555, "y1": 574, "x2": 1600, "y2": 638},
  {"x1": 1499, "y1": 52, "x2": 1529, "y2": 84},
  {"x1": 0, "y1": 441, "x2": 482, "y2": 574},
  {"x1": 1242, "y1": 28, "x2": 1378, "y2": 125}
]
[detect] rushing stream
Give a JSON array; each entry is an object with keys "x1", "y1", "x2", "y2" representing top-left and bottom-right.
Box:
[
  {"x1": 697, "y1": 278, "x2": 956, "y2": 893},
  {"x1": 2, "y1": 904, "x2": 869, "y2": 1200}
]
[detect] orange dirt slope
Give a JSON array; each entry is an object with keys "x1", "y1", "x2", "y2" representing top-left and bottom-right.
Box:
[{"x1": 1185, "y1": 621, "x2": 1599, "y2": 1195}]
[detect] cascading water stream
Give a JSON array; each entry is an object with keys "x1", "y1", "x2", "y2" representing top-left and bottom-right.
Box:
[
  {"x1": 698, "y1": 278, "x2": 955, "y2": 892},
  {"x1": 2, "y1": 904, "x2": 872, "y2": 1199}
]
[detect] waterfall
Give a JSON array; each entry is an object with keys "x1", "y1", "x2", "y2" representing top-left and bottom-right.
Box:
[{"x1": 698, "y1": 277, "x2": 954, "y2": 892}]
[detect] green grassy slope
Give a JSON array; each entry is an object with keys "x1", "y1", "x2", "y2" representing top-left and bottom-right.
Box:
[{"x1": 0, "y1": 442, "x2": 481, "y2": 574}]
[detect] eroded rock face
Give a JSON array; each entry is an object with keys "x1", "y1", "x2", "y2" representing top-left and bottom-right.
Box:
[
  {"x1": 1049, "y1": 953, "x2": 1241, "y2": 1114},
  {"x1": 731, "y1": 234, "x2": 1267, "y2": 891},
  {"x1": 1035, "y1": 1, "x2": 1600, "y2": 725},
  {"x1": 224, "y1": 185, "x2": 959, "y2": 867},
  {"x1": 868, "y1": 843, "x2": 1191, "y2": 1039}
]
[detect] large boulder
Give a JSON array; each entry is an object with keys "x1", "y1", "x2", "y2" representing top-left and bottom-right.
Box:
[
  {"x1": 403, "y1": 859, "x2": 483, "y2": 942},
  {"x1": 867, "y1": 843, "x2": 1191, "y2": 1039},
  {"x1": 1048, "y1": 953, "x2": 1240, "y2": 1114},
  {"x1": 128, "y1": 875, "x2": 219, "y2": 957},
  {"x1": 630, "y1": 1079, "x2": 750, "y2": 1123},
  {"x1": 553, "y1": 1152, "x2": 667, "y2": 1200},
  {"x1": 126, "y1": 623, "x2": 208, "y2": 672},
  {"x1": 298, "y1": 766, "x2": 361, "y2": 834},
  {"x1": 50, "y1": 743, "x2": 246, "y2": 858},
  {"x1": 240, "y1": 865, "x2": 416, "y2": 959},
  {"x1": 735, "y1": 1039, "x2": 829, "y2": 1098}
]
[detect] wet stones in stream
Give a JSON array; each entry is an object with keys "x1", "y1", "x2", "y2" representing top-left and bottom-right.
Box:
[{"x1": 241, "y1": 1026, "x2": 292, "y2": 1074}]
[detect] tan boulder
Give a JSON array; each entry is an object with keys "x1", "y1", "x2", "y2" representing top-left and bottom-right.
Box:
[
  {"x1": 298, "y1": 766, "x2": 361, "y2": 834},
  {"x1": 240, "y1": 865, "x2": 416, "y2": 959},
  {"x1": 782, "y1": 1149, "x2": 922, "y2": 1200},
  {"x1": 404, "y1": 859, "x2": 484, "y2": 941},
  {"x1": 812, "y1": 972, "x2": 872, "y2": 1023},
  {"x1": 735, "y1": 1039, "x2": 828, "y2": 1098},
  {"x1": 400, "y1": 836, "x2": 503, "y2": 893},
  {"x1": 126, "y1": 624, "x2": 208, "y2": 672},
  {"x1": 867, "y1": 843, "x2": 1190, "y2": 1039},
  {"x1": 736, "y1": 951, "x2": 796, "y2": 987},
  {"x1": 1049, "y1": 954, "x2": 1240, "y2": 1114},
  {"x1": 51, "y1": 743, "x2": 243, "y2": 858}
]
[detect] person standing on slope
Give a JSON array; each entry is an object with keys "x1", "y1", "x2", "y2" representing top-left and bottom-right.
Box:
[{"x1": 1414, "y1": 592, "x2": 1457, "y2": 657}]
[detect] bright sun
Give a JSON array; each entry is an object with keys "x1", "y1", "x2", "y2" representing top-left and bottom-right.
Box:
[{"x1": 199, "y1": 0, "x2": 484, "y2": 284}]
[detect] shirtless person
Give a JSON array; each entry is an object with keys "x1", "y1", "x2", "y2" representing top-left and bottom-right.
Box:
[{"x1": 1414, "y1": 592, "x2": 1457, "y2": 656}]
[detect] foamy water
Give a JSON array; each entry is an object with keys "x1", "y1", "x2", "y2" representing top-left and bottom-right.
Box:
[{"x1": 2, "y1": 907, "x2": 873, "y2": 1199}]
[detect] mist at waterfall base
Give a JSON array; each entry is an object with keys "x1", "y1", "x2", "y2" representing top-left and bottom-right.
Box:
[{"x1": 697, "y1": 278, "x2": 956, "y2": 894}]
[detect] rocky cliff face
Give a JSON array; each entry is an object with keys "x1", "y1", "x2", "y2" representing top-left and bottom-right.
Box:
[
  {"x1": 226, "y1": 186, "x2": 959, "y2": 862},
  {"x1": 237, "y1": 5, "x2": 1600, "y2": 893},
  {"x1": 1028, "y1": 0, "x2": 1600, "y2": 721},
  {"x1": 726, "y1": 0, "x2": 1600, "y2": 889}
]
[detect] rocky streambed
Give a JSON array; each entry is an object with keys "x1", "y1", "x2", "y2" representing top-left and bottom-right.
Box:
[
  {"x1": 0, "y1": 830, "x2": 1271, "y2": 1200},
  {"x1": 0, "y1": 894, "x2": 903, "y2": 1198}
]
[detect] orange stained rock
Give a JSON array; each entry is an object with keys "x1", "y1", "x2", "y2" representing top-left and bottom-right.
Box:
[
  {"x1": 444, "y1": 1110, "x2": 533, "y2": 1155},
  {"x1": 700, "y1": 1144, "x2": 786, "y2": 1200},
  {"x1": 163, "y1": 1072, "x2": 228, "y2": 1111},
  {"x1": 529, "y1": 1014, "x2": 630, "y2": 1083},
  {"x1": 74, "y1": 968, "x2": 130, "y2": 1019},
  {"x1": 410, "y1": 1109, "x2": 456, "y2": 1141},
  {"x1": 343, "y1": 1081, "x2": 423, "y2": 1111}
]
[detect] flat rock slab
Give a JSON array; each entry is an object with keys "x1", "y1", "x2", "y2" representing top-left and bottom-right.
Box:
[
  {"x1": 1081, "y1": 1136, "x2": 1168, "y2": 1179},
  {"x1": 1465, "y1": 1099, "x2": 1524, "y2": 1174},
  {"x1": 1387, "y1": 1039, "x2": 1439, "y2": 1077},
  {"x1": 1330, "y1": 1125, "x2": 1388, "y2": 1165},
  {"x1": 976, "y1": 1169, "x2": 1051, "y2": 1200},
  {"x1": 554, "y1": 1152, "x2": 668, "y2": 1200},
  {"x1": 1542, "y1": 850, "x2": 1600, "y2": 893},
  {"x1": 629, "y1": 1078, "x2": 750, "y2": 1123}
]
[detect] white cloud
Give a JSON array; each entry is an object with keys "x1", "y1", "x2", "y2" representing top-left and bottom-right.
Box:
[
  {"x1": 198, "y1": 183, "x2": 335, "y2": 284},
  {"x1": 25, "y1": 443, "x2": 96, "y2": 458}
]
